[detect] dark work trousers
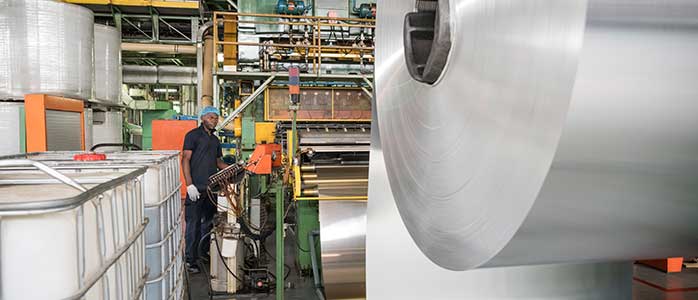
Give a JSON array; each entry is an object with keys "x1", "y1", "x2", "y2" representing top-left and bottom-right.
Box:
[{"x1": 185, "y1": 191, "x2": 216, "y2": 265}]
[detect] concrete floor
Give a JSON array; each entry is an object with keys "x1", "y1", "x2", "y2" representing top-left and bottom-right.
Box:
[
  {"x1": 186, "y1": 234, "x2": 318, "y2": 300},
  {"x1": 633, "y1": 263, "x2": 698, "y2": 300},
  {"x1": 185, "y1": 246, "x2": 698, "y2": 300}
]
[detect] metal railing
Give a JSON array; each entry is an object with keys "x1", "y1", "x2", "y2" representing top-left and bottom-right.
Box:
[{"x1": 212, "y1": 11, "x2": 376, "y2": 76}]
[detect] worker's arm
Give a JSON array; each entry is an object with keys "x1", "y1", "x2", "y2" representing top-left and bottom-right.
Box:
[
  {"x1": 182, "y1": 150, "x2": 193, "y2": 186},
  {"x1": 182, "y1": 133, "x2": 200, "y2": 201},
  {"x1": 216, "y1": 158, "x2": 229, "y2": 170},
  {"x1": 216, "y1": 143, "x2": 229, "y2": 170}
]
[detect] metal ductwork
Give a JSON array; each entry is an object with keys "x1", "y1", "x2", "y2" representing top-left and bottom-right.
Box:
[{"x1": 122, "y1": 65, "x2": 197, "y2": 85}]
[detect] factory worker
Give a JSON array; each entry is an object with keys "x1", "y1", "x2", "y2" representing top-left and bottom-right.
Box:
[{"x1": 182, "y1": 106, "x2": 229, "y2": 273}]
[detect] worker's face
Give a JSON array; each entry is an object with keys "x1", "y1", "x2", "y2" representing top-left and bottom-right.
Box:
[{"x1": 201, "y1": 113, "x2": 219, "y2": 130}]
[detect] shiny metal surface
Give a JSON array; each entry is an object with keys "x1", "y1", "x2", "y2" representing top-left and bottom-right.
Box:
[
  {"x1": 316, "y1": 167, "x2": 367, "y2": 299},
  {"x1": 45, "y1": 110, "x2": 83, "y2": 151},
  {"x1": 366, "y1": 128, "x2": 633, "y2": 299},
  {"x1": 377, "y1": 0, "x2": 698, "y2": 271},
  {"x1": 488, "y1": 0, "x2": 698, "y2": 267}
]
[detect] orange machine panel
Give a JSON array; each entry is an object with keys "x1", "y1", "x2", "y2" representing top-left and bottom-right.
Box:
[
  {"x1": 152, "y1": 120, "x2": 198, "y2": 199},
  {"x1": 246, "y1": 144, "x2": 282, "y2": 175},
  {"x1": 24, "y1": 94, "x2": 85, "y2": 152},
  {"x1": 639, "y1": 258, "x2": 684, "y2": 273}
]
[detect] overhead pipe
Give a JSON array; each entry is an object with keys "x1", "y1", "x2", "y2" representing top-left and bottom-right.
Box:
[
  {"x1": 195, "y1": 21, "x2": 237, "y2": 131},
  {"x1": 121, "y1": 42, "x2": 196, "y2": 55},
  {"x1": 196, "y1": 21, "x2": 214, "y2": 110},
  {"x1": 202, "y1": 36, "x2": 214, "y2": 107}
]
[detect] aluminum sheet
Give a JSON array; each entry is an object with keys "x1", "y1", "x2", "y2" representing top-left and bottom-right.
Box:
[
  {"x1": 317, "y1": 166, "x2": 367, "y2": 299},
  {"x1": 376, "y1": 0, "x2": 698, "y2": 272},
  {"x1": 366, "y1": 123, "x2": 633, "y2": 299}
]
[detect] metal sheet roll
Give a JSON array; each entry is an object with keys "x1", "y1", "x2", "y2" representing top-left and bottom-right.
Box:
[
  {"x1": 94, "y1": 24, "x2": 122, "y2": 104},
  {"x1": 377, "y1": 0, "x2": 698, "y2": 271},
  {"x1": 316, "y1": 166, "x2": 368, "y2": 299},
  {"x1": 0, "y1": 0, "x2": 93, "y2": 100}
]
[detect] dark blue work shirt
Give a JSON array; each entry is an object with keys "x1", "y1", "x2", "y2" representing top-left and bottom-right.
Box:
[{"x1": 183, "y1": 125, "x2": 222, "y2": 191}]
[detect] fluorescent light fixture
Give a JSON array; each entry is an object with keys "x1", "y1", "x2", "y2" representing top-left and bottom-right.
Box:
[{"x1": 153, "y1": 88, "x2": 178, "y2": 93}]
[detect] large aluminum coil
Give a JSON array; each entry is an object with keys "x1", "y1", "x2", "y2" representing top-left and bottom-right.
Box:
[
  {"x1": 0, "y1": 0, "x2": 93, "y2": 100},
  {"x1": 94, "y1": 24, "x2": 122, "y2": 104},
  {"x1": 376, "y1": 0, "x2": 698, "y2": 272}
]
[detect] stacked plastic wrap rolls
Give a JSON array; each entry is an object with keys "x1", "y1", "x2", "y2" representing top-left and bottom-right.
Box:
[{"x1": 0, "y1": 0, "x2": 94, "y2": 100}]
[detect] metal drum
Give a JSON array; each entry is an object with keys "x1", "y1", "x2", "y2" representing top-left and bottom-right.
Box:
[
  {"x1": 0, "y1": 160, "x2": 148, "y2": 299},
  {"x1": 1, "y1": 151, "x2": 185, "y2": 300}
]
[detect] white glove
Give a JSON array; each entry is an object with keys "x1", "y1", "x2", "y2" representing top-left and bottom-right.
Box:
[{"x1": 187, "y1": 184, "x2": 200, "y2": 202}]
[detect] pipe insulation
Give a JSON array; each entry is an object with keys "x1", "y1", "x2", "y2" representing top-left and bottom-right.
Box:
[
  {"x1": 121, "y1": 43, "x2": 196, "y2": 55},
  {"x1": 122, "y1": 65, "x2": 197, "y2": 85},
  {"x1": 0, "y1": 0, "x2": 94, "y2": 100},
  {"x1": 376, "y1": 0, "x2": 698, "y2": 273}
]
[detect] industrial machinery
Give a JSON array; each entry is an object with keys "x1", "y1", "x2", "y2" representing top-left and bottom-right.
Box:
[
  {"x1": 291, "y1": 125, "x2": 369, "y2": 299},
  {"x1": 203, "y1": 150, "x2": 285, "y2": 297},
  {"x1": 194, "y1": 3, "x2": 375, "y2": 298}
]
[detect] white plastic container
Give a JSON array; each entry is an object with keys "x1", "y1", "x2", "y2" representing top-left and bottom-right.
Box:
[
  {"x1": 94, "y1": 24, "x2": 122, "y2": 104},
  {"x1": 0, "y1": 0, "x2": 93, "y2": 100},
  {"x1": 1, "y1": 151, "x2": 186, "y2": 300},
  {"x1": 93, "y1": 111, "x2": 123, "y2": 151},
  {"x1": 0, "y1": 160, "x2": 148, "y2": 299},
  {"x1": 0, "y1": 102, "x2": 24, "y2": 155}
]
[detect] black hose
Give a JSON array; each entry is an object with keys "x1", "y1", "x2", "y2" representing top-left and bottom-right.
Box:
[{"x1": 90, "y1": 143, "x2": 142, "y2": 151}]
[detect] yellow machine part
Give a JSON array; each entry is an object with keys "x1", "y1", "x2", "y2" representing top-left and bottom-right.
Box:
[
  {"x1": 223, "y1": 15, "x2": 238, "y2": 68},
  {"x1": 265, "y1": 87, "x2": 371, "y2": 122},
  {"x1": 233, "y1": 99, "x2": 242, "y2": 137},
  {"x1": 255, "y1": 122, "x2": 276, "y2": 144},
  {"x1": 293, "y1": 165, "x2": 301, "y2": 198}
]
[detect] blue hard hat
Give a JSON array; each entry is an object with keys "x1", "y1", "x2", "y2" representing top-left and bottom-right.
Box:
[{"x1": 199, "y1": 106, "x2": 220, "y2": 117}]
